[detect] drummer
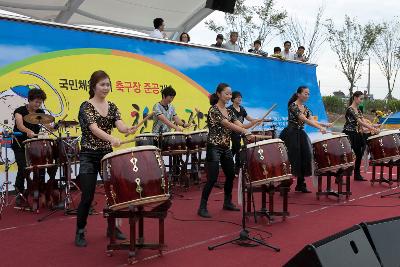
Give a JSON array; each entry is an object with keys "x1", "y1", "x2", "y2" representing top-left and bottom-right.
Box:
[
  {"x1": 198, "y1": 83, "x2": 261, "y2": 218},
  {"x1": 12, "y1": 88, "x2": 58, "y2": 206},
  {"x1": 75, "y1": 70, "x2": 137, "y2": 247},
  {"x1": 228, "y1": 91, "x2": 261, "y2": 175},
  {"x1": 343, "y1": 91, "x2": 379, "y2": 181},
  {"x1": 279, "y1": 86, "x2": 331, "y2": 193},
  {"x1": 152, "y1": 85, "x2": 189, "y2": 133}
]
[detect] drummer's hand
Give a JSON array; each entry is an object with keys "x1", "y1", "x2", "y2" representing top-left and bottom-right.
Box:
[
  {"x1": 183, "y1": 122, "x2": 190, "y2": 128},
  {"x1": 372, "y1": 128, "x2": 380, "y2": 135},
  {"x1": 319, "y1": 127, "x2": 327, "y2": 134},
  {"x1": 110, "y1": 137, "x2": 121, "y2": 147},
  {"x1": 174, "y1": 126, "x2": 183, "y2": 132},
  {"x1": 127, "y1": 126, "x2": 138, "y2": 134},
  {"x1": 325, "y1": 123, "x2": 333, "y2": 128},
  {"x1": 253, "y1": 119, "x2": 263, "y2": 126},
  {"x1": 27, "y1": 130, "x2": 35, "y2": 138}
]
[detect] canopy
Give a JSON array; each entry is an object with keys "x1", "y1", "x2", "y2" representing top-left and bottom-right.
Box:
[
  {"x1": 0, "y1": 0, "x2": 213, "y2": 38},
  {"x1": 380, "y1": 112, "x2": 400, "y2": 125}
]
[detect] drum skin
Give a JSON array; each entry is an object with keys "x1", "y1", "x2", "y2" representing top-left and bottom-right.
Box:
[
  {"x1": 161, "y1": 132, "x2": 186, "y2": 151},
  {"x1": 367, "y1": 131, "x2": 400, "y2": 163},
  {"x1": 135, "y1": 134, "x2": 159, "y2": 147},
  {"x1": 245, "y1": 139, "x2": 292, "y2": 186},
  {"x1": 251, "y1": 129, "x2": 276, "y2": 139},
  {"x1": 24, "y1": 138, "x2": 56, "y2": 169},
  {"x1": 186, "y1": 130, "x2": 208, "y2": 151},
  {"x1": 312, "y1": 135, "x2": 355, "y2": 174},
  {"x1": 101, "y1": 146, "x2": 169, "y2": 211}
]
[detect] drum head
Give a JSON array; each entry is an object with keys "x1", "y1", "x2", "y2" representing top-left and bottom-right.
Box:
[
  {"x1": 312, "y1": 133, "x2": 348, "y2": 144},
  {"x1": 246, "y1": 138, "x2": 283, "y2": 148},
  {"x1": 187, "y1": 130, "x2": 208, "y2": 135},
  {"x1": 102, "y1": 145, "x2": 159, "y2": 161},
  {"x1": 162, "y1": 132, "x2": 185, "y2": 136},
  {"x1": 23, "y1": 137, "x2": 54, "y2": 144},
  {"x1": 137, "y1": 133, "x2": 158, "y2": 137},
  {"x1": 367, "y1": 130, "x2": 400, "y2": 141}
]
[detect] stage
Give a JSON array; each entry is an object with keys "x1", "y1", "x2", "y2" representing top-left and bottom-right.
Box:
[{"x1": 1, "y1": 166, "x2": 400, "y2": 267}]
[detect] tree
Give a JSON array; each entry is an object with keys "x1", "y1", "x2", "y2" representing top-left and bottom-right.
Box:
[
  {"x1": 325, "y1": 16, "x2": 383, "y2": 96},
  {"x1": 372, "y1": 21, "x2": 400, "y2": 100},
  {"x1": 205, "y1": 0, "x2": 287, "y2": 50},
  {"x1": 282, "y1": 6, "x2": 326, "y2": 63}
]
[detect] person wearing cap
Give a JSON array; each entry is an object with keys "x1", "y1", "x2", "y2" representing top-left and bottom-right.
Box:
[{"x1": 211, "y1": 34, "x2": 224, "y2": 48}]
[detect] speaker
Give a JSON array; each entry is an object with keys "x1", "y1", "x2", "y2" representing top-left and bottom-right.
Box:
[
  {"x1": 284, "y1": 225, "x2": 381, "y2": 267},
  {"x1": 361, "y1": 216, "x2": 400, "y2": 267},
  {"x1": 205, "y1": 0, "x2": 236, "y2": 14}
]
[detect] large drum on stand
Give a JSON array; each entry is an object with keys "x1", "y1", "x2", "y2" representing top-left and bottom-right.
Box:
[
  {"x1": 367, "y1": 130, "x2": 400, "y2": 163},
  {"x1": 186, "y1": 130, "x2": 208, "y2": 151},
  {"x1": 101, "y1": 146, "x2": 170, "y2": 211},
  {"x1": 24, "y1": 138, "x2": 57, "y2": 169},
  {"x1": 55, "y1": 136, "x2": 80, "y2": 164},
  {"x1": 160, "y1": 132, "x2": 187, "y2": 154},
  {"x1": 312, "y1": 134, "x2": 355, "y2": 174},
  {"x1": 244, "y1": 139, "x2": 292, "y2": 186}
]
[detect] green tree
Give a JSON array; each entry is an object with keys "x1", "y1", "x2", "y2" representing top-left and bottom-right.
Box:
[
  {"x1": 205, "y1": 0, "x2": 287, "y2": 50},
  {"x1": 325, "y1": 16, "x2": 383, "y2": 96}
]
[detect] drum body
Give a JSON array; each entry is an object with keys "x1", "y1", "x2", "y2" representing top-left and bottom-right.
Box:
[
  {"x1": 312, "y1": 134, "x2": 355, "y2": 174},
  {"x1": 24, "y1": 138, "x2": 56, "y2": 169},
  {"x1": 367, "y1": 130, "x2": 400, "y2": 163},
  {"x1": 161, "y1": 132, "x2": 187, "y2": 153},
  {"x1": 186, "y1": 130, "x2": 208, "y2": 151},
  {"x1": 55, "y1": 136, "x2": 80, "y2": 164},
  {"x1": 135, "y1": 133, "x2": 159, "y2": 147},
  {"x1": 245, "y1": 139, "x2": 292, "y2": 186},
  {"x1": 101, "y1": 146, "x2": 169, "y2": 211}
]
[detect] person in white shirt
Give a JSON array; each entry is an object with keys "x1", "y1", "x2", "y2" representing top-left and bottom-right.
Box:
[
  {"x1": 222, "y1": 32, "x2": 241, "y2": 52},
  {"x1": 149, "y1": 18, "x2": 167, "y2": 39},
  {"x1": 281, "y1": 41, "x2": 295, "y2": 60}
]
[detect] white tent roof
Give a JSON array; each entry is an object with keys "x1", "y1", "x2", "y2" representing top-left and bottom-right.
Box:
[{"x1": 0, "y1": 0, "x2": 213, "y2": 38}]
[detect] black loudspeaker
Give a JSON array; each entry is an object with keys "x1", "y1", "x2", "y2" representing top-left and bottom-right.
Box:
[
  {"x1": 205, "y1": 0, "x2": 236, "y2": 14},
  {"x1": 361, "y1": 216, "x2": 400, "y2": 267},
  {"x1": 284, "y1": 225, "x2": 381, "y2": 267}
]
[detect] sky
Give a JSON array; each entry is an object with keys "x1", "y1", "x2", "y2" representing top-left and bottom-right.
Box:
[
  {"x1": 189, "y1": 0, "x2": 400, "y2": 99},
  {"x1": 1, "y1": 0, "x2": 400, "y2": 99}
]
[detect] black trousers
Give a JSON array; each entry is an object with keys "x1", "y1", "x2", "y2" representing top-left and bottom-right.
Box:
[
  {"x1": 344, "y1": 130, "x2": 365, "y2": 176},
  {"x1": 231, "y1": 134, "x2": 242, "y2": 172},
  {"x1": 12, "y1": 147, "x2": 57, "y2": 193},
  {"x1": 76, "y1": 150, "x2": 110, "y2": 230},
  {"x1": 200, "y1": 145, "x2": 235, "y2": 203}
]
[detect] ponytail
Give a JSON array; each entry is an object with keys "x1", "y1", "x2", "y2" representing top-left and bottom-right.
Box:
[
  {"x1": 209, "y1": 93, "x2": 219, "y2": 105},
  {"x1": 287, "y1": 93, "x2": 298, "y2": 107}
]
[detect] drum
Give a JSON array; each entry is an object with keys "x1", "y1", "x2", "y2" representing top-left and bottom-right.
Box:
[
  {"x1": 101, "y1": 146, "x2": 169, "y2": 211},
  {"x1": 135, "y1": 133, "x2": 159, "y2": 147},
  {"x1": 24, "y1": 138, "x2": 57, "y2": 169},
  {"x1": 312, "y1": 134, "x2": 355, "y2": 174},
  {"x1": 251, "y1": 129, "x2": 276, "y2": 139},
  {"x1": 186, "y1": 130, "x2": 208, "y2": 151},
  {"x1": 244, "y1": 139, "x2": 292, "y2": 186},
  {"x1": 55, "y1": 136, "x2": 80, "y2": 164},
  {"x1": 161, "y1": 132, "x2": 187, "y2": 153},
  {"x1": 367, "y1": 130, "x2": 400, "y2": 163}
]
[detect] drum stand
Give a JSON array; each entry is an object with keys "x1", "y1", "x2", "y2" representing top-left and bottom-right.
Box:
[
  {"x1": 37, "y1": 128, "x2": 79, "y2": 222},
  {"x1": 208, "y1": 138, "x2": 280, "y2": 252}
]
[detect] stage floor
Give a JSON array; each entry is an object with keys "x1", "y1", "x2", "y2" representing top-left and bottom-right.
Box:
[{"x1": 1, "y1": 167, "x2": 400, "y2": 267}]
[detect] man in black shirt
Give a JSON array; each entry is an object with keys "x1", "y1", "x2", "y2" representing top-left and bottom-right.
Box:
[
  {"x1": 12, "y1": 88, "x2": 57, "y2": 204},
  {"x1": 228, "y1": 91, "x2": 258, "y2": 174}
]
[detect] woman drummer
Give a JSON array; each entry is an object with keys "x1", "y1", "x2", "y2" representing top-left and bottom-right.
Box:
[
  {"x1": 343, "y1": 91, "x2": 379, "y2": 181},
  {"x1": 279, "y1": 86, "x2": 331, "y2": 193},
  {"x1": 198, "y1": 83, "x2": 261, "y2": 218},
  {"x1": 75, "y1": 70, "x2": 137, "y2": 247}
]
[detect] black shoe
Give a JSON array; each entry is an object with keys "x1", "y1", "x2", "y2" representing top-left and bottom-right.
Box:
[
  {"x1": 75, "y1": 229, "x2": 87, "y2": 247},
  {"x1": 354, "y1": 174, "x2": 367, "y2": 181},
  {"x1": 197, "y1": 208, "x2": 211, "y2": 218},
  {"x1": 295, "y1": 185, "x2": 312, "y2": 193},
  {"x1": 107, "y1": 226, "x2": 127, "y2": 240},
  {"x1": 223, "y1": 194, "x2": 240, "y2": 211}
]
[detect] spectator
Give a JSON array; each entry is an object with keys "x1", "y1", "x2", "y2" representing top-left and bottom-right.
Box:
[
  {"x1": 271, "y1": 47, "x2": 284, "y2": 59},
  {"x1": 150, "y1": 18, "x2": 167, "y2": 39},
  {"x1": 223, "y1": 32, "x2": 241, "y2": 52},
  {"x1": 248, "y1": 40, "x2": 268, "y2": 57},
  {"x1": 179, "y1": 32, "x2": 190, "y2": 43},
  {"x1": 211, "y1": 34, "x2": 224, "y2": 48},
  {"x1": 281, "y1": 41, "x2": 295, "y2": 60},
  {"x1": 294, "y1": 46, "x2": 307, "y2": 62}
]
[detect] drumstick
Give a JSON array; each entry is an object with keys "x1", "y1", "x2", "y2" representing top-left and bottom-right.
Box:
[
  {"x1": 125, "y1": 112, "x2": 154, "y2": 137},
  {"x1": 330, "y1": 115, "x2": 343, "y2": 125},
  {"x1": 379, "y1": 112, "x2": 393, "y2": 129},
  {"x1": 250, "y1": 104, "x2": 277, "y2": 130}
]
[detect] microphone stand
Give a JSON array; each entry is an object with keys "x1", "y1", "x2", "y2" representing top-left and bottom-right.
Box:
[{"x1": 208, "y1": 135, "x2": 280, "y2": 251}]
